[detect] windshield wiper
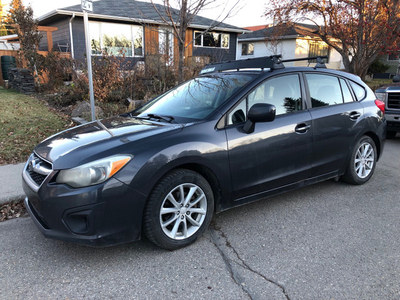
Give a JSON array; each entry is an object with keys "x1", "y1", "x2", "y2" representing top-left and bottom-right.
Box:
[{"x1": 146, "y1": 114, "x2": 175, "y2": 123}]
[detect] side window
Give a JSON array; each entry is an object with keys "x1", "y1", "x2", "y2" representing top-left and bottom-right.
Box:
[
  {"x1": 227, "y1": 74, "x2": 302, "y2": 125},
  {"x1": 249, "y1": 74, "x2": 302, "y2": 115},
  {"x1": 306, "y1": 74, "x2": 343, "y2": 107},
  {"x1": 349, "y1": 81, "x2": 366, "y2": 101},
  {"x1": 340, "y1": 79, "x2": 354, "y2": 103}
]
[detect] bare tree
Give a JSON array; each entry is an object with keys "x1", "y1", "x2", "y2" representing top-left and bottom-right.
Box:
[
  {"x1": 148, "y1": 0, "x2": 240, "y2": 83},
  {"x1": 265, "y1": 0, "x2": 400, "y2": 79}
]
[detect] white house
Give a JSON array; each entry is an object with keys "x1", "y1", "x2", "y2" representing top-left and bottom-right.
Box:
[{"x1": 237, "y1": 24, "x2": 343, "y2": 70}]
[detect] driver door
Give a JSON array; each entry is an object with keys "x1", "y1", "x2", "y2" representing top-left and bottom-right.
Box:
[{"x1": 225, "y1": 74, "x2": 313, "y2": 202}]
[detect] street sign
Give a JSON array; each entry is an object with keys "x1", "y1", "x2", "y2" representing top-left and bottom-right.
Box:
[{"x1": 81, "y1": 0, "x2": 93, "y2": 12}]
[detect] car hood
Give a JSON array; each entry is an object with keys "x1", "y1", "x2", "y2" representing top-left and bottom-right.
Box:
[{"x1": 34, "y1": 116, "x2": 182, "y2": 167}]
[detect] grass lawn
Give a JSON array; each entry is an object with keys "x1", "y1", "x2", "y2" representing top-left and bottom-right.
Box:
[
  {"x1": 0, "y1": 87, "x2": 72, "y2": 165},
  {"x1": 365, "y1": 78, "x2": 393, "y2": 91}
]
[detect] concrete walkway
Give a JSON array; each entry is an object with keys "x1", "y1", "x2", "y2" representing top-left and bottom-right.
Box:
[{"x1": 0, "y1": 162, "x2": 26, "y2": 205}]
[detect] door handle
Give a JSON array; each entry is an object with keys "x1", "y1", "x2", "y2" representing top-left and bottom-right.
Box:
[
  {"x1": 295, "y1": 124, "x2": 311, "y2": 134},
  {"x1": 349, "y1": 111, "x2": 361, "y2": 120}
]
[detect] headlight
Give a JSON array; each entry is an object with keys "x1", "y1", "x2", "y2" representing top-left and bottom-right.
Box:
[
  {"x1": 375, "y1": 92, "x2": 386, "y2": 102},
  {"x1": 56, "y1": 155, "x2": 132, "y2": 188}
]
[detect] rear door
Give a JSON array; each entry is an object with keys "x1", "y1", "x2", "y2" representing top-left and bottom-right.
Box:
[
  {"x1": 225, "y1": 73, "x2": 313, "y2": 201},
  {"x1": 304, "y1": 73, "x2": 364, "y2": 178}
]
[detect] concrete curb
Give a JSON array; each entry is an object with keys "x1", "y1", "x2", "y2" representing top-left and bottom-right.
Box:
[{"x1": 0, "y1": 162, "x2": 26, "y2": 205}]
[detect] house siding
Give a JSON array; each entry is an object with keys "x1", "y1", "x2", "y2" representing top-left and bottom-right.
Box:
[
  {"x1": 144, "y1": 26, "x2": 159, "y2": 56},
  {"x1": 378, "y1": 54, "x2": 399, "y2": 75},
  {"x1": 40, "y1": 15, "x2": 239, "y2": 67},
  {"x1": 39, "y1": 19, "x2": 70, "y2": 52}
]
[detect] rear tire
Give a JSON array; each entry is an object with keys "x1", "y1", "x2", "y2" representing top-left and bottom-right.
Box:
[
  {"x1": 143, "y1": 169, "x2": 214, "y2": 250},
  {"x1": 342, "y1": 135, "x2": 377, "y2": 185}
]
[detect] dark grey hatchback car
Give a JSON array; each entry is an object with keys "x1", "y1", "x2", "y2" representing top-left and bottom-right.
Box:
[{"x1": 22, "y1": 56, "x2": 386, "y2": 250}]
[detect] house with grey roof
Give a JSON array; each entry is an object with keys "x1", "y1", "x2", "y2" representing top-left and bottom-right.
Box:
[
  {"x1": 37, "y1": 0, "x2": 247, "y2": 67},
  {"x1": 237, "y1": 24, "x2": 344, "y2": 70}
]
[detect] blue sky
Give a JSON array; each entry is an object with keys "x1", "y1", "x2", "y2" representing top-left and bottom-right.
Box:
[{"x1": 2, "y1": 0, "x2": 267, "y2": 27}]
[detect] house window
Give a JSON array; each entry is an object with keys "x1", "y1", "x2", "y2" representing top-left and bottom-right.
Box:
[
  {"x1": 89, "y1": 22, "x2": 143, "y2": 57},
  {"x1": 194, "y1": 31, "x2": 229, "y2": 49},
  {"x1": 308, "y1": 40, "x2": 329, "y2": 63},
  {"x1": 241, "y1": 43, "x2": 254, "y2": 56},
  {"x1": 159, "y1": 28, "x2": 174, "y2": 65},
  {"x1": 388, "y1": 52, "x2": 400, "y2": 61}
]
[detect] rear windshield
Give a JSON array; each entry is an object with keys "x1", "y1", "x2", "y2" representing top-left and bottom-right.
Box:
[{"x1": 133, "y1": 74, "x2": 254, "y2": 121}]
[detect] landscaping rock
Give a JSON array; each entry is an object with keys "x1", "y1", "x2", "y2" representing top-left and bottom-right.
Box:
[
  {"x1": 71, "y1": 101, "x2": 104, "y2": 120},
  {"x1": 8, "y1": 68, "x2": 36, "y2": 95},
  {"x1": 127, "y1": 99, "x2": 147, "y2": 110}
]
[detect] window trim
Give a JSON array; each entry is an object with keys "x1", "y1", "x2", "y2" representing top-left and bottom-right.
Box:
[
  {"x1": 241, "y1": 43, "x2": 254, "y2": 56},
  {"x1": 387, "y1": 52, "x2": 400, "y2": 61},
  {"x1": 89, "y1": 21, "x2": 144, "y2": 57},
  {"x1": 159, "y1": 27, "x2": 174, "y2": 65}
]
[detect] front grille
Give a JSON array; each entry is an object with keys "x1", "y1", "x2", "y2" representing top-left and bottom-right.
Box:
[
  {"x1": 387, "y1": 93, "x2": 400, "y2": 109},
  {"x1": 27, "y1": 168, "x2": 47, "y2": 186},
  {"x1": 23, "y1": 153, "x2": 53, "y2": 191}
]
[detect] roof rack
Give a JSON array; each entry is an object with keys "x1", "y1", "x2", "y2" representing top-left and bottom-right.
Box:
[
  {"x1": 281, "y1": 56, "x2": 328, "y2": 69},
  {"x1": 199, "y1": 55, "x2": 328, "y2": 74}
]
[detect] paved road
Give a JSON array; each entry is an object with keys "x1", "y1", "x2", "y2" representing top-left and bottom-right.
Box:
[{"x1": 1, "y1": 138, "x2": 399, "y2": 300}]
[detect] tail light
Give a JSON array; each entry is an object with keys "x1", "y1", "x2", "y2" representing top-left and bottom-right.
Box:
[{"x1": 375, "y1": 100, "x2": 385, "y2": 114}]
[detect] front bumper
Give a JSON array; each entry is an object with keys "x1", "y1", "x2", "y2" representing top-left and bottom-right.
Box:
[
  {"x1": 22, "y1": 172, "x2": 147, "y2": 247},
  {"x1": 385, "y1": 113, "x2": 400, "y2": 132}
]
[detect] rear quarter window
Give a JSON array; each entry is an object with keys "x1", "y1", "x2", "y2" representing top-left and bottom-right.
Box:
[{"x1": 349, "y1": 81, "x2": 366, "y2": 101}]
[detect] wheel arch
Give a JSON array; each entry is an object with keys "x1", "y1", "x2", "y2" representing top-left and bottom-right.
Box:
[
  {"x1": 363, "y1": 131, "x2": 382, "y2": 161},
  {"x1": 147, "y1": 163, "x2": 224, "y2": 214},
  {"x1": 175, "y1": 163, "x2": 223, "y2": 213}
]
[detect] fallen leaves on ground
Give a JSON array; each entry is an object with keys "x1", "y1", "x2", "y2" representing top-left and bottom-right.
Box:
[{"x1": 0, "y1": 200, "x2": 27, "y2": 222}]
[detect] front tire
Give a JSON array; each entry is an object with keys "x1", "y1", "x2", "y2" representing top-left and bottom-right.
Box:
[
  {"x1": 342, "y1": 135, "x2": 377, "y2": 185},
  {"x1": 143, "y1": 169, "x2": 214, "y2": 250}
]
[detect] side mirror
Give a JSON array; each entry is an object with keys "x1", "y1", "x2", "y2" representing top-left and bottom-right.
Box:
[{"x1": 243, "y1": 103, "x2": 276, "y2": 133}]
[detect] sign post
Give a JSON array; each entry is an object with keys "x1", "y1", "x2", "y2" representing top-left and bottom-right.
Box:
[{"x1": 82, "y1": 0, "x2": 96, "y2": 121}]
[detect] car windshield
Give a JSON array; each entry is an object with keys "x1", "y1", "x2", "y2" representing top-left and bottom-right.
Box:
[{"x1": 133, "y1": 74, "x2": 254, "y2": 122}]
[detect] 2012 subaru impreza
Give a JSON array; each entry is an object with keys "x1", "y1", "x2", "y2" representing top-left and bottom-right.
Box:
[{"x1": 22, "y1": 56, "x2": 386, "y2": 250}]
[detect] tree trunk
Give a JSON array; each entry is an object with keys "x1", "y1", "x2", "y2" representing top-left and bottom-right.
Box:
[
  {"x1": 177, "y1": 0, "x2": 188, "y2": 84},
  {"x1": 178, "y1": 41, "x2": 184, "y2": 83}
]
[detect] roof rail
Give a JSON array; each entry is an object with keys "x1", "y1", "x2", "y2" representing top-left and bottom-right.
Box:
[
  {"x1": 199, "y1": 55, "x2": 284, "y2": 75},
  {"x1": 199, "y1": 55, "x2": 328, "y2": 75}
]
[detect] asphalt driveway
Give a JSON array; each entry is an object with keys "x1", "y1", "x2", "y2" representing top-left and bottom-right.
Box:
[{"x1": 1, "y1": 138, "x2": 399, "y2": 299}]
